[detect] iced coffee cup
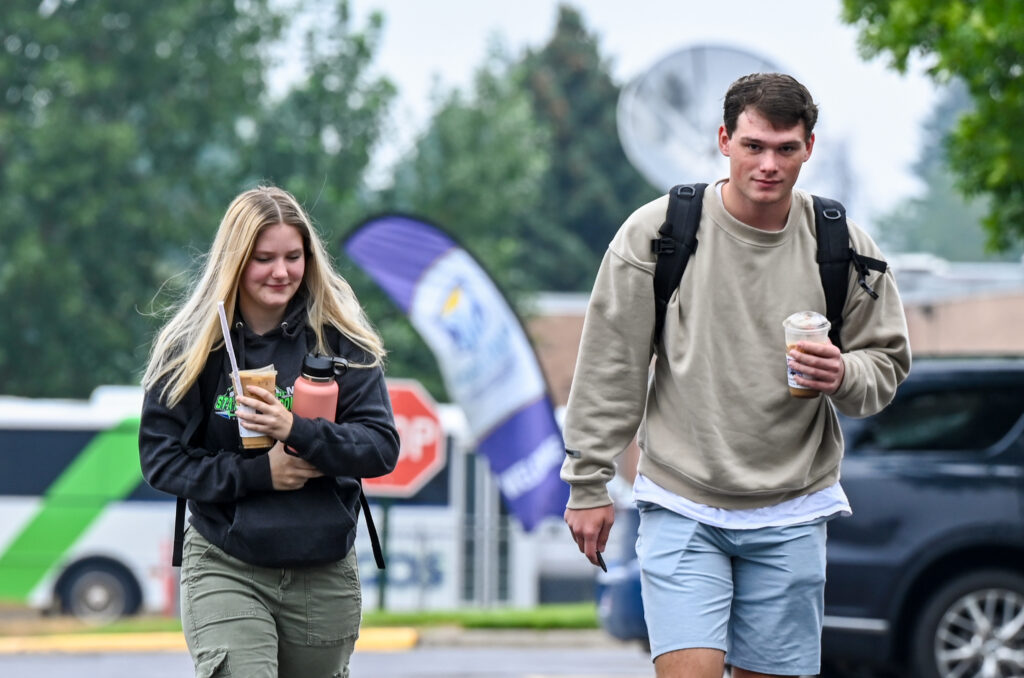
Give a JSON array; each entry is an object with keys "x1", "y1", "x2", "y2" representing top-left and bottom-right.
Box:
[
  {"x1": 237, "y1": 367, "x2": 277, "y2": 448},
  {"x1": 783, "y1": 311, "x2": 831, "y2": 399}
]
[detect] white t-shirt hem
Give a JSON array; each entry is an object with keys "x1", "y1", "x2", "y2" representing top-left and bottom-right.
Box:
[{"x1": 632, "y1": 473, "x2": 852, "y2": 529}]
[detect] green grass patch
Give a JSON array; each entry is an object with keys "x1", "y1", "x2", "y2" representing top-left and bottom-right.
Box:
[{"x1": 362, "y1": 603, "x2": 599, "y2": 630}]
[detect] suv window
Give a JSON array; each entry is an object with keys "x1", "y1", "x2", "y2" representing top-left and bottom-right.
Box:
[{"x1": 853, "y1": 385, "x2": 1024, "y2": 453}]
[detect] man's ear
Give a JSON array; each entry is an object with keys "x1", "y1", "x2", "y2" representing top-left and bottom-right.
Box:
[
  {"x1": 804, "y1": 132, "x2": 816, "y2": 161},
  {"x1": 718, "y1": 125, "x2": 731, "y2": 157}
]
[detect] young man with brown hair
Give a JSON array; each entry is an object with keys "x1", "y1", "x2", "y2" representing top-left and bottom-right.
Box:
[{"x1": 561, "y1": 73, "x2": 910, "y2": 678}]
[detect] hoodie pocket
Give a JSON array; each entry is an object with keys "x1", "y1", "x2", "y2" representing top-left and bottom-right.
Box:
[{"x1": 225, "y1": 480, "x2": 356, "y2": 566}]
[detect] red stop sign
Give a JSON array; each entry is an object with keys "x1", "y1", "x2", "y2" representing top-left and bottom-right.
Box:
[{"x1": 364, "y1": 379, "x2": 445, "y2": 498}]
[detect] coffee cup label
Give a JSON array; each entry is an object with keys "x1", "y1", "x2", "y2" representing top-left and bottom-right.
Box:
[{"x1": 786, "y1": 354, "x2": 807, "y2": 389}]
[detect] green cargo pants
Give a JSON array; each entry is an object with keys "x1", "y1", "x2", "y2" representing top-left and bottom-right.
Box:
[{"x1": 180, "y1": 527, "x2": 361, "y2": 678}]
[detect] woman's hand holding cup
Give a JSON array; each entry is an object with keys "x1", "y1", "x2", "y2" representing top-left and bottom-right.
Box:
[{"x1": 236, "y1": 384, "x2": 294, "y2": 442}]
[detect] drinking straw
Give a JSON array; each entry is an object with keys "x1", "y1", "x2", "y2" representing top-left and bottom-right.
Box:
[{"x1": 217, "y1": 301, "x2": 244, "y2": 397}]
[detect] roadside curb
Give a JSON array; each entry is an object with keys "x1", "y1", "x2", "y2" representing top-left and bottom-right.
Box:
[
  {"x1": 0, "y1": 627, "x2": 420, "y2": 655},
  {"x1": 0, "y1": 627, "x2": 627, "y2": 655}
]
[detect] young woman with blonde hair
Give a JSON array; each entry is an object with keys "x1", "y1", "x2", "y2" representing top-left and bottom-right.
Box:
[{"x1": 140, "y1": 185, "x2": 399, "y2": 678}]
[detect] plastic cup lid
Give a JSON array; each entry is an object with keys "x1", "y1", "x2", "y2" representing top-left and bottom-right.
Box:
[{"x1": 783, "y1": 311, "x2": 830, "y2": 331}]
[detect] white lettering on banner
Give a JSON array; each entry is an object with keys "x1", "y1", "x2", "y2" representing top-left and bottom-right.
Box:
[
  {"x1": 410, "y1": 249, "x2": 546, "y2": 438},
  {"x1": 394, "y1": 414, "x2": 440, "y2": 462},
  {"x1": 496, "y1": 434, "x2": 564, "y2": 500},
  {"x1": 450, "y1": 325, "x2": 515, "y2": 398}
]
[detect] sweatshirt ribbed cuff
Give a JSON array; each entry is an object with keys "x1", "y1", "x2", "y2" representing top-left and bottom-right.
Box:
[
  {"x1": 566, "y1": 483, "x2": 613, "y2": 511},
  {"x1": 830, "y1": 353, "x2": 863, "y2": 414},
  {"x1": 241, "y1": 455, "x2": 274, "y2": 493},
  {"x1": 284, "y1": 414, "x2": 318, "y2": 453}
]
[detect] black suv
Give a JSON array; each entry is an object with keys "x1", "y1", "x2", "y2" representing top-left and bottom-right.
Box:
[
  {"x1": 822, "y1": 357, "x2": 1024, "y2": 677},
  {"x1": 595, "y1": 357, "x2": 1024, "y2": 678}
]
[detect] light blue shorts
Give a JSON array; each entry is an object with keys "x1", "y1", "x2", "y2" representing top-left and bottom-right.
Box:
[{"x1": 636, "y1": 501, "x2": 827, "y2": 676}]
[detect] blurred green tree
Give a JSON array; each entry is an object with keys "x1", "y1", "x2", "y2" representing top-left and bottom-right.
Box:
[
  {"x1": 381, "y1": 5, "x2": 656, "y2": 294},
  {"x1": 0, "y1": 0, "x2": 392, "y2": 397},
  {"x1": 385, "y1": 47, "x2": 574, "y2": 294},
  {"x1": 240, "y1": 1, "x2": 395, "y2": 234},
  {"x1": 842, "y1": 0, "x2": 1024, "y2": 251},
  {"x1": 0, "y1": 1, "x2": 274, "y2": 397},
  {"x1": 521, "y1": 4, "x2": 658, "y2": 282},
  {"x1": 369, "y1": 47, "x2": 566, "y2": 398},
  {"x1": 362, "y1": 4, "x2": 658, "y2": 397},
  {"x1": 874, "y1": 82, "x2": 1022, "y2": 261}
]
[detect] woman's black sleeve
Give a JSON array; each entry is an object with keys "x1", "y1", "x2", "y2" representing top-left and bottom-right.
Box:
[{"x1": 138, "y1": 379, "x2": 274, "y2": 501}]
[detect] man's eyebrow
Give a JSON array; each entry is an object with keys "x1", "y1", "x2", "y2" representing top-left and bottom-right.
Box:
[{"x1": 736, "y1": 135, "x2": 804, "y2": 148}]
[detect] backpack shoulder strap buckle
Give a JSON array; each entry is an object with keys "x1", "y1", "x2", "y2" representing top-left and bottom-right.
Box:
[
  {"x1": 650, "y1": 237, "x2": 675, "y2": 255},
  {"x1": 651, "y1": 183, "x2": 708, "y2": 341},
  {"x1": 850, "y1": 248, "x2": 886, "y2": 300}
]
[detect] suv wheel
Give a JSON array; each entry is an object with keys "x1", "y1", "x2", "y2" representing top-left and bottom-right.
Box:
[{"x1": 911, "y1": 569, "x2": 1024, "y2": 678}]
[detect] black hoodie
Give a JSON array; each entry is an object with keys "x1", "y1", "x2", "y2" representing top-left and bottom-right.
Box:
[{"x1": 139, "y1": 296, "x2": 400, "y2": 567}]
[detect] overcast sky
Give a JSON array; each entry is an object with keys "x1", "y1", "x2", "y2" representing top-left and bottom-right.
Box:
[{"x1": 331, "y1": 0, "x2": 940, "y2": 231}]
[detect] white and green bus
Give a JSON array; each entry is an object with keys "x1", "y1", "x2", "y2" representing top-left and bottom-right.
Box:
[
  {"x1": 0, "y1": 385, "x2": 601, "y2": 621},
  {"x1": 0, "y1": 386, "x2": 178, "y2": 622}
]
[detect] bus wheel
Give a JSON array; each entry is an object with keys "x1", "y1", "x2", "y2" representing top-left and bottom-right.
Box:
[{"x1": 57, "y1": 559, "x2": 141, "y2": 623}]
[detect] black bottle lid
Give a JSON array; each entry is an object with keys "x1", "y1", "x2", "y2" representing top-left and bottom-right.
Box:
[{"x1": 301, "y1": 354, "x2": 335, "y2": 380}]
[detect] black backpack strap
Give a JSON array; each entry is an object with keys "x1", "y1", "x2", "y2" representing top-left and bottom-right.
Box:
[
  {"x1": 812, "y1": 195, "x2": 853, "y2": 352},
  {"x1": 171, "y1": 354, "x2": 224, "y2": 567},
  {"x1": 359, "y1": 484, "x2": 386, "y2": 570},
  {"x1": 651, "y1": 183, "x2": 707, "y2": 342},
  {"x1": 308, "y1": 330, "x2": 387, "y2": 570},
  {"x1": 171, "y1": 498, "x2": 188, "y2": 567},
  {"x1": 813, "y1": 195, "x2": 889, "y2": 352},
  {"x1": 171, "y1": 401, "x2": 205, "y2": 567}
]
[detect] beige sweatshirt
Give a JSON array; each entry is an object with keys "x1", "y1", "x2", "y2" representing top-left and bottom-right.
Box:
[{"x1": 561, "y1": 182, "x2": 911, "y2": 510}]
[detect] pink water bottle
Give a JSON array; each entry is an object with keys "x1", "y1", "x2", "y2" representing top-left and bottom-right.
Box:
[{"x1": 292, "y1": 354, "x2": 341, "y2": 421}]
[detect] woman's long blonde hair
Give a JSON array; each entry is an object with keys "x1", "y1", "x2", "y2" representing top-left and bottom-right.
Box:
[{"x1": 143, "y1": 185, "x2": 384, "y2": 407}]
